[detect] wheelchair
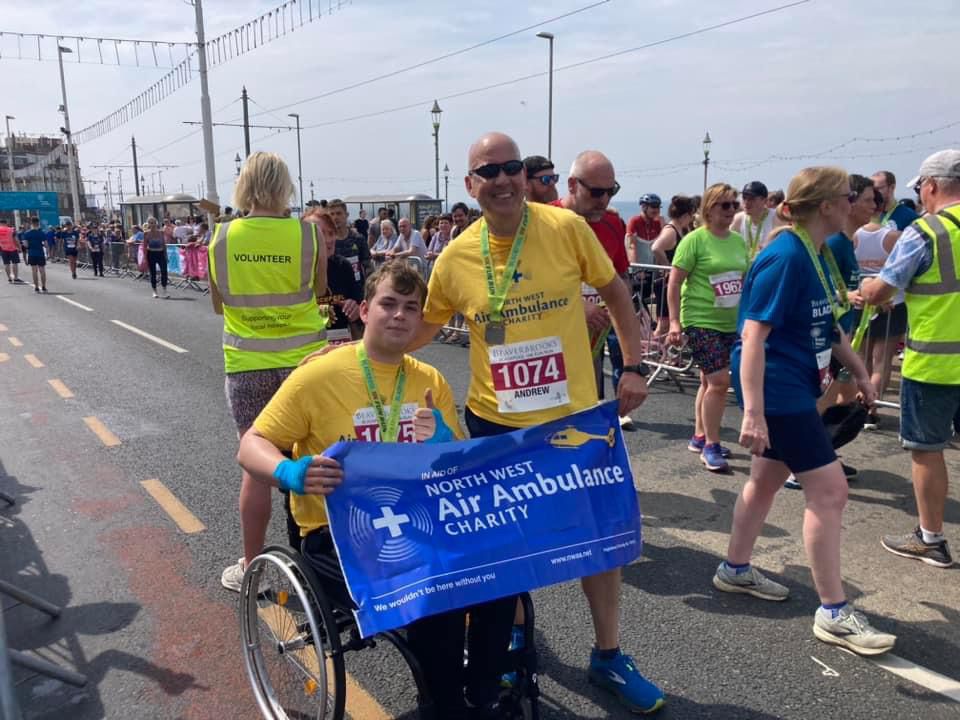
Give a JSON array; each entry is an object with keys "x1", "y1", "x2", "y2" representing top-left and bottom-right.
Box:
[{"x1": 239, "y1": 543, "x2": 540, "y2": 719}]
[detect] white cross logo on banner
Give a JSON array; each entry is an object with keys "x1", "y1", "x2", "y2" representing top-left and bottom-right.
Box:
[{"x1": 372, "y1": 506, "x2": 411, "y2": 538}]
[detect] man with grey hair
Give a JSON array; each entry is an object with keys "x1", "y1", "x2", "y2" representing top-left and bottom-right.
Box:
[
  {"x1": 553, "y1": 150, "x2": 638, "y2": 429},
  {"x1": 413, "y1": 131, "x2": 664, "y2": 714},
  {"x1": 391, "y1": 217, "x2": 427, "y2": 260},
  {"x1": 862, "y1": 149, "x2": 960, "y2": 569}
]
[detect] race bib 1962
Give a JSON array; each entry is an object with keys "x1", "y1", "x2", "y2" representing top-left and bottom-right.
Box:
[
  {"x1": 709, "y1": 271, "x2": 743, "y2": 308},
  {"x1": 489, "y1": 336, "x2": 569, "y2": 413}
]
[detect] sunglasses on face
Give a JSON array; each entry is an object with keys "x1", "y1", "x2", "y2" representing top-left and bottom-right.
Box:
[
  {"x1": 532, "y1": 174, "x2": 560, "y2": 186},
  {"x1": 913, "y1": 178, "x2": 924, "y2": 195},
  {"x1": 470, "y1": 160, "x2": 525, "y2": 180},
  {"x1": 645, "y1": 204, "x2": 661, "y2": 210},
  {"x1": 717, "y1": 200, "x2": 740, "y2": 211},
  {"x1": 576, "y1": 178, "x2": 621, "y2": 198}
]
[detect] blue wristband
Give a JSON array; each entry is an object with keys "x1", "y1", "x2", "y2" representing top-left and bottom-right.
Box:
[
  {"x1": 272, "y1": 456, "x2": 313, "y2": 495},
  {"x1": 425, "y1": 408, "x2": 454, "y2": 444}
]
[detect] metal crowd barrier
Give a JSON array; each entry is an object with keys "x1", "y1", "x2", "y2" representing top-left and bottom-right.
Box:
[{"x1": 851, "y1": 270, "x2": 902, "y2": 412}]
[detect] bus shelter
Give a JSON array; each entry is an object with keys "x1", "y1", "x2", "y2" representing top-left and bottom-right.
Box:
[
  {"x1": 341, "y1": 194, "x2": 443, "y2": 228},
  {"x1": 120, "y1": 192, "x2": 200, "y2": 230}
]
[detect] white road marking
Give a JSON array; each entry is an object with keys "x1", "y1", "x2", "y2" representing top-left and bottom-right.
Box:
[
  {"x1": 56, "y1": 295, "x2": 94, "y2": 312},
  {"x1": 110, "y1": 320, "x2": 188, "y2": 354},
  {"x1": 871, "y1": 653, "x2": 960, "y2": 703},
  {"x1": 810, "y1": 656, "x2": 839, "y2": 677}
]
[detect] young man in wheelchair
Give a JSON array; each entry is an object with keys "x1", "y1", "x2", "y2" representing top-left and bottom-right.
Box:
[{"x1": 238, "y1": 261, "x2": 519, "y2": 719}]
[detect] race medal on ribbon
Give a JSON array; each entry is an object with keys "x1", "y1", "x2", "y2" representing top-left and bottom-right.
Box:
[{"x1": 486, "y1": 321, "x2": 506, "y2": 346}]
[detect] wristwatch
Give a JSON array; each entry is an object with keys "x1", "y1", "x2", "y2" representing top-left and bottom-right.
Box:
[{"x1": 621, "y1": 363, "x2": 649, "y2": 377}]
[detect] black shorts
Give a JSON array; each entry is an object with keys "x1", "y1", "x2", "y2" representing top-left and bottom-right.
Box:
[
  {"x1": 64, "y1": 248, "x2": 78, "y2": 257},
  {"x1": 762, "y1": 410, "x2": 836, "y2": 473},
  {"x1": 27, "y1": 255, "x2": 46, "y2": 267},
  {"x1": 851, "y1": 303, "x2": 907, "y2": 340},
  {"x1": 1, "y1": 250, "x2": 19, "y2": 264}
]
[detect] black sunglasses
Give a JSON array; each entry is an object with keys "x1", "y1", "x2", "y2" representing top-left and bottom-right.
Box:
[
  {"x1": 470, "y1": 160, "x2": 525, "y2": 180},
  {"x1": 913, "y1": 178, "x2": 924, "y2": 195},
  {"x1": 718, "y1": 200, "x2": 741, "y2": 211},
  {"x1": 532, "y1": 174, "x2": 560, "y2": 186},
  {"x1": 576, "y1": 178, "x2": 621, "y2": 198}
]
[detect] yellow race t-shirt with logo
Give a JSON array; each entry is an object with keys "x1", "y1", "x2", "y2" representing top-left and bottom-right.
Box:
[
  {"x1": 253, "y1": 344, "x2": 462, "y2": 536},
  {"x1": 424, "y1": 201, "x2": 616, "y2": 428}
]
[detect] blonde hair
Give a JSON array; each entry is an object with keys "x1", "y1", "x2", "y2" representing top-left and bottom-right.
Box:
[
  {"x1": 699, "y1": 183, "x2": 736, "y2": 224},
  {"x1": 770, "y1": 166, "x2": 849, "y2": 241},
  {"x1": 232, "y1": 152, "x2": 295, "y2": 213}
]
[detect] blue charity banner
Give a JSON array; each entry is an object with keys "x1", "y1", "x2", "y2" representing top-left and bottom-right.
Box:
[{"x1": 324, "y1": 399, "x2": 641, "y2": 638}]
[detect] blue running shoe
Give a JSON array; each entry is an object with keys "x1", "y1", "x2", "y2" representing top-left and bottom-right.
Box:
[
  {"x1": 700, "y1": 443, "x2": 729, "y2": 472},
  {"x1": 500, "y1": 624, "x2": 525, "y2": 688},
  {"x1": 588, "y1": 648, "x2": 665, "y2": 714},
  {"x1": 687, "y1": 435, "x2": 731, "y2": 458}
]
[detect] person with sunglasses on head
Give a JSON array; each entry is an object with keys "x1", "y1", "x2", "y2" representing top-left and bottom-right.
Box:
[
  {"x1": 719, "y1": 166, "x2": 896, "y2": 656},
  {"x1": 523, "y1": 155, "x2": 560, "y2": 204},
  {"x1": 552, "y1": 150, "x2": 638, "y2": 429},
  {"x1": 872, "y1": 170, "x2": 919, "y2": 231},
  {"x1": 731, "y1": 181, "x2": 784, "y2": 261},
  {"x1": 410, "y1": 132, "x2": 664, "y2": 715},
  {"x1": 666, "y1": 184, "x2": 748, "y2": 472},
  {"x1": 860, "y1": 150, "x2": 960, "y2": 570},
  {"x1": 626, "y1": 193, "x2": 664, "y2": 264}
]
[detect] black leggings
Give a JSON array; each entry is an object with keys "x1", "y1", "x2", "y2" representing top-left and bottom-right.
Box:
[
  {"x1": 91, "y1": 251, "x2": 104, "y2": 275},
  {"x1": 147, "y1": 249, "x2": 168, "y2": 289}
]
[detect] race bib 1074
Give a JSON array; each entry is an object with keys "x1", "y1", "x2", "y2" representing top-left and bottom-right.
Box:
[{"x1": 489, "y1": 336, "x2": 569, "y2": 413}]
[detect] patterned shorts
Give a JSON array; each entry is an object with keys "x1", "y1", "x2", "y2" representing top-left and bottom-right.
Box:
[
  {"x1": 224, "y1": 367, "x2": 294, "y2": 436},
  {"x1": 684, "y1": 326, "x2": 736, "y2": 375}
]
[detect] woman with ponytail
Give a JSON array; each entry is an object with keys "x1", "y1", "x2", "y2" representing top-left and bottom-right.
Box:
[{"x1": 713, "y1": 167, "x2": 897, "y2": 657}]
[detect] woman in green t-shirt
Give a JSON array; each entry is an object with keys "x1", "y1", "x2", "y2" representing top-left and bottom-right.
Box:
[{"x1": 667, "y1": 183, "x2": 748, "y2": 472}]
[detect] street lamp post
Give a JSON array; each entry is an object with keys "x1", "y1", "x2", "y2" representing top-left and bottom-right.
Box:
[
  {"x1": 443, "y1": 163, "x2": 450, "y2": 212},
  {"x1": 309, "y1": 181, "x2": 315, "y2": 202},
  {"x1": 57, "y1": 45, "x2": 82, "y2": 224},
  {"x1": 702, "y1": 131, "x2": 712, "y2": 193},
  {"x1": 536, "y1": 31, "x2": 555, "y2": 159},
  {"x1": 234, "y1": 153, "x2": 242, "y2": 177},
  {"x1": 431, "y1": 100, "x2": 442, "y2": 200},
  {"x1": 4, "y1": 115, "x2": 20, "y2": 230},
  {"x1": 287, "y1": 112, "x2": 303, "y2": 216}
]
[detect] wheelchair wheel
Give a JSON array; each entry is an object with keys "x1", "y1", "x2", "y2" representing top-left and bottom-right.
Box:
[{"x1": 240, "y1": 545, "x2": 346, "y2": 720}]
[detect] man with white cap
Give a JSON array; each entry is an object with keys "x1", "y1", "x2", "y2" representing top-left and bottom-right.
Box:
[{"x1": 861, "y1": 149, "x2": 960, "y2": 569}]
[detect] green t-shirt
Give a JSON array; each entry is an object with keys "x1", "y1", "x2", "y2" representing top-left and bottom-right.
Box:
[{"x1": 672, "y1": 226, "x2": 748, "y2": 333}]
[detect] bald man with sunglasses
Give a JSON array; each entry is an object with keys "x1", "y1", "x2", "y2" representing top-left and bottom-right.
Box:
[{"x1": 410, "y1": 132, "x2": 665, "y2": 714}]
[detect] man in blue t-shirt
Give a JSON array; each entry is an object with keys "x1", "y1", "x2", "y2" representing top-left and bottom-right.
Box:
[
  {"x1": 22, "y1": 217, "x2": 49, "y2": 293},
  {"x1": 872, "y1": 170, "x2": 919, "y2": 230}
]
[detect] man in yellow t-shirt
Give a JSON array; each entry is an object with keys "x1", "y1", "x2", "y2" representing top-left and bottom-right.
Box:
[
  {"x1": 408, "y1": 132, "x2": 664, "y2": 714},
  {"x1": 237, "y1": 261, "x2": 511, "y2": 718}
]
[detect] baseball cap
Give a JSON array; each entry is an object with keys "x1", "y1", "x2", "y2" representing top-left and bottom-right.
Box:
[
  {"x1": 908, "y1": 149, "x2": 960, "y2": 188},
  {"x1": 741, "y1": 181, "x2": 768, "y2": 198},
  {"x1": 523, "y1": 155, "x2": 555, "y2": 178}
]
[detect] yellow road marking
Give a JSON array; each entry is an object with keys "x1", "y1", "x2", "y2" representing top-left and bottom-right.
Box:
[
  {"x1": 258, "y1": 596, "x2": 392, "y2": 719},
  {"x1": 0, "y1": 352, "x2": 8, "y2": 363},
  {"x1": 82, "y1": 416, "x2": 121, "y2": 447},
  {"x1": 24, "y1": 354, "x2": 44, "y2": 368},
  {"x1": 8, "y1": 337, "x2": 23, "y2": 347},
  {"x1": 48, "y1": 379, "x2": 74, "y2": 399},
  {"x1": 139, "y1": 480, "x2": 206, "y2": 534}
]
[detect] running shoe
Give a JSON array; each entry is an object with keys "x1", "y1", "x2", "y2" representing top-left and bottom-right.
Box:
[
  {"x1": 152, "y1": 291, "x2": 159, "y2": 298},
  {"x1": 619, "y1": 414, "x2": 635, "y2": 430},
  {"x1": 164, "y1": 292, "x2": 171, "y2": 299},
  {"x1": 700, "y1": 443, "x2": 729, "y2": 472},
  {"x1": 881, "y1": 527, "x2": 953, "y2": 568},
  {"x1": 813, "y1": 605, "x2": 896, "y2": 656},
  {"x1": 41, "y1": 287, "x2": 48, "y2": 294},
  {"x1": 784, "y1": 475, "x2": 801, "y2": 490},
  {"x1": 220, "y1": 558, "x2": 246, "y2": 592},
  {"x1": 712, "y1": 561, "x2": 789, "y2": 601},
  {"x1": 34, "y1": 286, "x2": 39, "y2": 293},
  {"x1": 588, "y1": 648, "x2": 665, "y2": 714},
  {"x1": 687, "y1": 435, "x2": 731, "y2": 458},
  {"x1": 863, "y1": 412, "x2": 880, "y2": 431}
]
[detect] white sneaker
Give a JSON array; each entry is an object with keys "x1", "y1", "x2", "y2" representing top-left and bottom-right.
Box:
[
  {"x1": 152, "y1": 291, "x2": 159, "y2": 298},
  {"x1": 619, "y1": 414, "x2": 635, "y2": 430},
  {"x1": 221, "y1": 558, "x2": 246, "y2": 592},
  {"x1": 813, "y1": 604, "x2": 896, "y2": 656}
]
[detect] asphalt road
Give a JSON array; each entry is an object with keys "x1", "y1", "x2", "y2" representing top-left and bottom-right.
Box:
[{"x1": 1, "y1": 262, "x2": 958, "y2": 720}]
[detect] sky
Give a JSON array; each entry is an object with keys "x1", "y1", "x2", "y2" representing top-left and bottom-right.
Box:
[{"x1": 3, "y1": 0, "x2": 959, "y2": 214}]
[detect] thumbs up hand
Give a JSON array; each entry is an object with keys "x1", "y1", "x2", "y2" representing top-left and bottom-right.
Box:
[{"x1": 414, "y1": 389, "x2": 454, "y2": 443}]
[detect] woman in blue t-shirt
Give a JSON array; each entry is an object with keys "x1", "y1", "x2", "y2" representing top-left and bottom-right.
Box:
[{"x1": 713, "y1": 167, "x2": 897, "y2": 657}]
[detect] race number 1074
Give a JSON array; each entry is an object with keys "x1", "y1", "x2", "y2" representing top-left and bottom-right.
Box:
[{"x1": 492, "y1": 353, "x2": 566, "y2": 391}]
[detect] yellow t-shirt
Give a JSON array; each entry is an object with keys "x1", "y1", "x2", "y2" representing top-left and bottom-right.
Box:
[
  {"x1": 424, "y1": 201, "x2": 616, "y2": 428},
  {"x1": 253, "y1": 344, "x2": 463, "y2": 536}
]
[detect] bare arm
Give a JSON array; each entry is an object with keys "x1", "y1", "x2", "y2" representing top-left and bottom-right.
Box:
[
  {"x1": 650, "y1": 226, "x2": 678, "y2": 267},
  {"x1": 209, "y1": 275, "x2": 224, "y2": 314},
  {"x1": 596, "y1": 275, "x2": 649, "y2": 414},
  {"x1": 666, "y1": 266, "x2": 687, "y2": 340},
  {"x1": 237, "y1": 427, "x2": 343, "y2": 496},
  {"x1": 860, "y1": 276, "x2": 898, "y2": 305},
  {"x1": 625, "y1": 234, "x2": 639, "y2": 264},
  {"x1": 738, "y1": 319, "x2": 771, "y2": 454},
  {"x1": 882, "y1": 229, "x2": 901, "y2": 254}
]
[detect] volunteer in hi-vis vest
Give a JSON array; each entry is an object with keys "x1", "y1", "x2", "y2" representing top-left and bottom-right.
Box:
[
  {"x1": 208, "y1": 151, "x2": 330, "y2": 594},
  {"x1": 862, "y1": 150, "x2": 960, "y2": 570}
]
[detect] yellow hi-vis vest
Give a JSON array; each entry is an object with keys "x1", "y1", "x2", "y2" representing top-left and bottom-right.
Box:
[
  {"x1": 209, "y1": 217, "x2": 327, "y2": 373},
  {"x1": 903, "y1": 204, "x2": 960, "y2": 385}
]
